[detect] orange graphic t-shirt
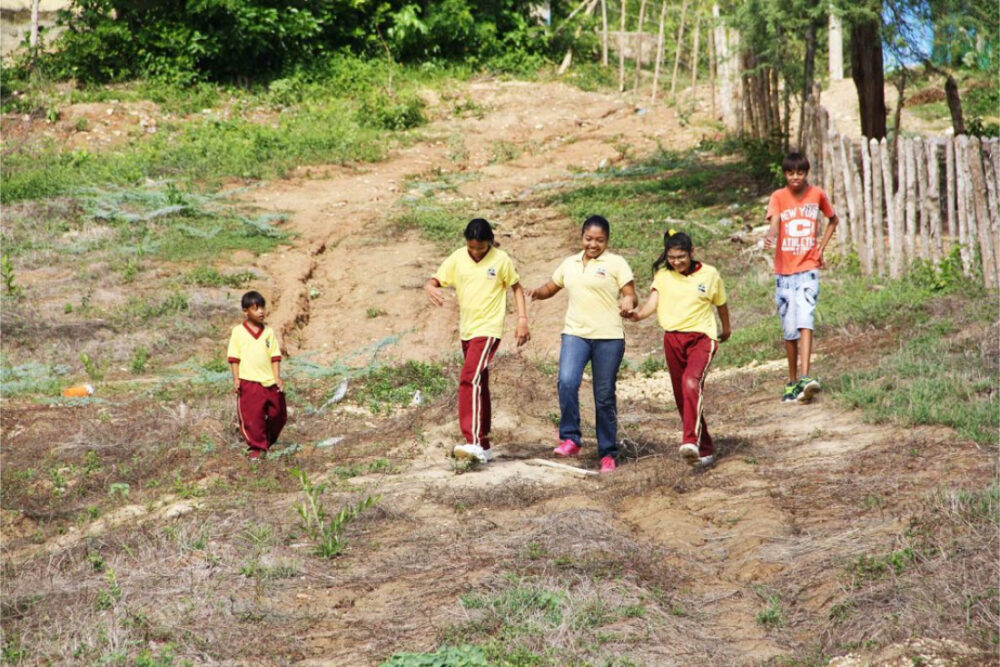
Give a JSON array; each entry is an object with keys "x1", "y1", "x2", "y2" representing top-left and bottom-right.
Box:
[{"x1": 765, "y1": 185, "x2": 836, "y2": 275}]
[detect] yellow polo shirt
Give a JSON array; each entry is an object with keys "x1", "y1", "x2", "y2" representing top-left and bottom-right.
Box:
[
  {"x1": 651, "y1": 262, "x2": 727, "y2": 340},
  {"x1": 552, "y1": 251, "x2": 635, "y2": 340},
  {"x1": 434, "y1": 246, "x2": 520, "y2": 340},
  {"x1": 227, "y1": 322, "x2": 282, "y2": 386}
]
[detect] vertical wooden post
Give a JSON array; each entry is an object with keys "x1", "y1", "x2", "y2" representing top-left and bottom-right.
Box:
[
  {"x1": 707, "y1": 8, "x2": 716, "y2": 118},
  {"x1": 945, "y1": 137, "x2": 957, "y2": 241},
  {"x1": 861, "y1": 137, "x2": 875, "y2": 274},
  {"x1": 870, "y1": 138, "x2": 886, "y2": 275},
  {"x1": 968, "y1": 136, "x2": 998, "y2": 288},
  {"x1": 955, "y1": 135, "x2": 972, "y2": 275},
  {"x1": 893, "y1": 138, "x2": 907, "y2": 276},
  {"x1": 904, "y1": 137, "x2": 918, "y2": 264},
  {"x1": 841, "y1": 136, "x2": 862, "y2": 261},
  {"x1": 914, "y1": 137, "x2": 930, "y2": 261},
  {"x1": 982, "y1": 138, "x2": 1000, "y2": 250},
  {"x1": 690, "y1": 8, "x2": 702, "y2": 98},
  {"x1": 633, "y1": 0, "x2": 649, "y2": 91},
  {"x1": 925, "y1": 140, "x2": 942, "y2": 263},
  {"x1": 601, "y1": 0, "x2": 610, "y2": 66},
  {"x1": 619, "y1": 0, "x2": 628, "y2": 91},
  {"x1": 670, "y1": 0, "x2": 691, "y2": 99},
  {"x1": 831, "y1": 131, "x2": 850, "y2": 249},
  {"x1": 651, "y1": 0, "x2": 668, "y2": 103},
  {"x1": 880, "y1": 138, "x2": 901, "y2": 277}
]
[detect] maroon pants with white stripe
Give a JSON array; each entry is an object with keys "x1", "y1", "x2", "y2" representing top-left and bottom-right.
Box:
[
  {"x1": 237, "y1": 380, "x2": 287, "y2": 453},
  {"x1": 663, "y1": 331, "x2": 717, "y2": 457},
  {"x1": 459, "y1": 337, "x2": 500, "y2": 449}
]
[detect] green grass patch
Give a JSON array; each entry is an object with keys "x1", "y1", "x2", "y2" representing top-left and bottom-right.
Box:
[
  {"x1": 393, "y1": 200, "x2": 471, "y2": 248},
  {"x1": 835, "y1": 328, "x2": 998, "y2": 445},
  {"x1": 358, "y1": 360, "x2": 452, "y2": 414}
]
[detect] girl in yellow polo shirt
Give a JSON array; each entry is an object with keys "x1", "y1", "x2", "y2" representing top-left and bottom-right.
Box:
[
  {"x1": 424, "y1": 219, "x2": 530, "y2": 463},
  {"x1": 627, "y1": 230, "x2": 731, "y2": 468},
  {"x1": 526, "y1": 215, "x2": 637, "y2": 474}
]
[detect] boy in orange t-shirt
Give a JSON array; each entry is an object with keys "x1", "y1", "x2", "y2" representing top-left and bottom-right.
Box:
[{"x1": 764, "y1": 152, "x2": 839, "y2": 405}]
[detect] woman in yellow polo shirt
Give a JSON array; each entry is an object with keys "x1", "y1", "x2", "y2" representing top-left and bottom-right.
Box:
[
  {"x1": 627, "y1": 230, "x2": 731, "y2": 468},
  {"x1": 526, "y1": 215, "x2": 637, "y2": 474}
]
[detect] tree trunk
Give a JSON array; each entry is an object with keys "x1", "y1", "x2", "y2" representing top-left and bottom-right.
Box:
[
  {"x1": 708, "y1": 8, "x2": 716, "y2": 118},
  {"x1": 619, "y1": 0, "x2": 627, "y2": 91},
  {"x1": 601, "y1": 0, "x2": 609, "y2": 66},
  {"x1": 633, "y1": 0, "x2": 648, "y2": 91},
  {"x1": 944, "y1": 74, "x2": 965, "y2": 136},
  {"x1": 670, "y1": 0, "x2": 690, "y2": 98},
  {"x1": 797, "y1": 13, "x2": 818, "y2": 149},
  {"x1": 690, "y1": 9, "x2": 701, "y2": 98},
  {"x1": 828, "y1": 7, "x2": 844, "y2": 81},
  {"x1": 890, "y1": 69, "x2": 906, "y2": 177},
  {"x1": 850, "y1": 8, "x2": 887, "y2": 139},
  {"x1": 651, "y1": 0, "x2": 669, "y2": 103}
]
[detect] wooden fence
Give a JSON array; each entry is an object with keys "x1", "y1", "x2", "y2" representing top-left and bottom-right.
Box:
[{"x1": 800, "y1": 102, "x2": 1000, "y2": 289}]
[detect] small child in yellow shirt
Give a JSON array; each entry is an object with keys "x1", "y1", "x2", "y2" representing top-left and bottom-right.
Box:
[{"x1": 227, "y1": 291, "x2": 286, "y2": 460}]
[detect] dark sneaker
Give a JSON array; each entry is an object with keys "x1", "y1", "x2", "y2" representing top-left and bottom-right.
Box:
[
  {"x1": 781, "y1": 381, "x2": 800, "y2": 404},
  {"x1": 796, "y1": 376, "x2": 821, "y2": 404}
]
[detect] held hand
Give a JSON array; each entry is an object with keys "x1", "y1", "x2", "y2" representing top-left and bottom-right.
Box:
[
  {"x1": 424, "y1": 282, "x2": 445, "y2": 307},
  {"x1": 524, "y1": 287, "x2": 539, "y2": 300},
  {"x1": 719, "y1": 329, "x2": 731, "y2": 343},
  {"x1": 515, "y1": 319, "x2": 530, "y2": 347},
  {"x1": 618, "y1": 296, "x2": 634, "y2": 317}
]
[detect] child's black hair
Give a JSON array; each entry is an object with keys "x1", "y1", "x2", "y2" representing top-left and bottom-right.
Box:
[
  {"x1": 581, "y1": 215, "x2": 610, "y2": 237},
  {"x1": 781, "y1": 152, "x2": 810, "y2": 173},
  {"x1": 242, "y1": 291, "x2": 266, "y2": 309},
  {"x1": 652, "y1": 230, "x2": 694, "y2": 274},
  {"x1": 464, "y1": 218, "x2": 495, "y2": 244}
]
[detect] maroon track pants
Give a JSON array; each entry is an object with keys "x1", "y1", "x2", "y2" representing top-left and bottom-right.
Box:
[
  {"x1": 663, "y1": 331, "x2": 718, "y2": 457},
  {"x1": 237, "y1": 380, "x2": 287, "y2": 453},
  {"x1": 459, "y1": 337, "x2": 500, "y2": 449}
]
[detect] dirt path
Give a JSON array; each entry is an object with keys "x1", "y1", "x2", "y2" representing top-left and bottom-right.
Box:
[{"x1": 227, "y1": 81, "x2": 990, "y2": 664}]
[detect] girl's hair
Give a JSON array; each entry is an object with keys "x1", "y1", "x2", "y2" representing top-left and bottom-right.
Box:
[
  {"x1": 581, "y1": 215, "x2": 610, "y2": 237},
  {"x1": 652, "y1": 229, "x2": 694, "y2": 274},
  {"x1": 242, "y1": 291, "x2": 265, "y2": 309},
  {"x1": 464, "y1": 218, "x2": 494, "y2": 244}
]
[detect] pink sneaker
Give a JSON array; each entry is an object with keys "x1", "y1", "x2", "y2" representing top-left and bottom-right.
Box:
[
  {"x1": 599, "y1": 457, "x2": 617, "y2": 474},
  {"x1": 553, "y1": 439, "x2": 580, "y2": 457}
]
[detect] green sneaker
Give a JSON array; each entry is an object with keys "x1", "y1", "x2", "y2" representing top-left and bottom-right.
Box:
[
  {"x1": 796, "y1": 376, "x2": 821, "y2": 403},
  {"x1": 781, "y1": 381, "x2": 799, "y2": 404}
]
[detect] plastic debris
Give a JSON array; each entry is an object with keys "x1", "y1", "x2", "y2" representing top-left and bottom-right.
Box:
[
  {"x1": 62, "y1": 383, "x2": 94, "y2": 398},
  {"x1": 410, "y1": 390, "x2": 423, "y2": 406},
  {"x1": 316, "y1": 437, "x2": 344, "y2": 448}
]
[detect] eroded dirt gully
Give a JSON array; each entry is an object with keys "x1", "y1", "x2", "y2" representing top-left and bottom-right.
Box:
[{"x1": 228, "y1": 80, "x2": 992, "y2": 664}]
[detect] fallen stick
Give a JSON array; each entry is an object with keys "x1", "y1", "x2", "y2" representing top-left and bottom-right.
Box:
[{"x1": 525, "y1": 458, "x2": 599, "y2": 477}]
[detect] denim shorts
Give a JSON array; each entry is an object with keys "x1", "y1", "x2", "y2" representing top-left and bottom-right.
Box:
[{"x1": 774, "y1": 270, "x2": 819, "y2": 341}]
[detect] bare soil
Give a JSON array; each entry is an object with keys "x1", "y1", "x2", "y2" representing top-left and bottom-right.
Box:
[{"x1": 1, "y1": 79, "x2": 994, "y2": 666}]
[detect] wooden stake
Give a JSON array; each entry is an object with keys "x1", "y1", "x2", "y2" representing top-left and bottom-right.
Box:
[
  {"x1": 904, "y1": 137, "x2": 918, "y2": 263},
  {"x1": 633, "y1": 0, "x2": 649, "y2": 91},
  {"x1": 955, "y1": 135, "x2": 972, "y2": 274},
  {"x1": 651, "y1": 0, "x2": 668, "y2": 103},
  {"x1": 945, "y1": 137, "x2": 956, "y2": 241},
  {"x1": 690, "y1": 8, "x2": 702, "y2": 98},
  {"x1": 968, "y1": 136, "x2": 998, "y2": 288},
  {"x1": 619, "y1": 0, "x2": 628, "y2": 92},
  {"x1": 601, "y1": 0, "x2": 610, "y2": 66},
  {"x1": 861, "y1": 137, "x2": 875, "y2": 274},
  {"x1": 870, "y1": 138, "x2": 886, "y2": 275},
  {"x1": 893, "y1": 137, "x2": 906, "y2": 276},
  {"x1": 840, "y1": 135, "x2": 861, "y2": 258},
  {"x1": 708, "y1": 7, "x2": 716, "y2": 118},
  {"x1": 830, "y1": 131, "x2": 849, "y2": 248},
  {"x1": 925, "y1": 140, "x2": 942, "y2": 263},
  {"x1": 525, "y1": 459, "x2": 599, "y2": 478},
  {"x1": 982, "y1": 138, "x2": 1000, "y2": 248},
  {"x1": 914, "y1": 137, "x2": 930, "y2": 261},
  {"x1": 670, "y1": 0, "x2": 690, "y2": 98}
]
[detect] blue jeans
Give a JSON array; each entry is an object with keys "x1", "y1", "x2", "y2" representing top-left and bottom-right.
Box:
[{"x1": 557, "y1": 334, "x2": 625, "y2": 459}]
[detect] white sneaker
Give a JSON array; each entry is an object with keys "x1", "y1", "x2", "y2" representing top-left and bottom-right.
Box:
[
  {"x1": 678, "y1": 443, "x2": 699, "y2": 464},
  {"x1": 453, "y1": 443, "x2": 491, "y2": 463},
  {"x1": 695, "y1": 454, "x2": 716, "y2": 468}
]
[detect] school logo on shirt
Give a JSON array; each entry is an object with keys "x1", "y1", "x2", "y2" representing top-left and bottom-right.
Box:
[
  {"x1": 595, "y1": 267, "x2": 607, "y2": 278},
  {"x1": 486, "y1": 267, "x2": 497, "y2": 279},
  {"x1": 697, "y1": 283, "x2": 708, "y2": 294}
]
